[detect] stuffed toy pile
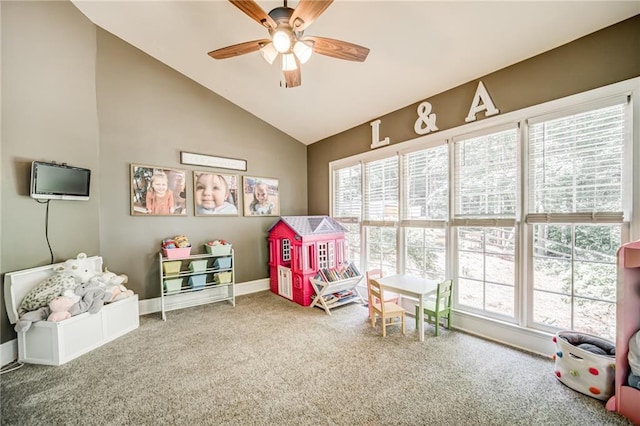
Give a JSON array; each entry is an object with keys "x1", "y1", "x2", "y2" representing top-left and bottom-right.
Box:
[
  {"x1": 15, "y1": 253, "x2": 134, "y2": 332},
  {"x1": 161, "y1": 235, "x2": 191, "y2": 250}
]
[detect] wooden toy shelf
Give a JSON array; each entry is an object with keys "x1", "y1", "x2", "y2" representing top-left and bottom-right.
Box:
[{"x1": 309, "y1": 275, "x2": 364, "y2": 315}]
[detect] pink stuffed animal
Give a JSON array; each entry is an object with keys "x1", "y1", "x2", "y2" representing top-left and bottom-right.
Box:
[{"x1": 47, "y1": 296, "x2": 76, "y2": 322}]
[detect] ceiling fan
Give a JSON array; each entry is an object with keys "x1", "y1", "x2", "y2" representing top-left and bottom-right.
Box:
[{"x1": 208, "y1": 0, "x2": 370, "y2": 88}]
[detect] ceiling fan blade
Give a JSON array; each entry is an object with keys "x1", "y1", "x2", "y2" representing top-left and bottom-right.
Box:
[
  {"x1": 229, "y1": 0, "x2": 277, "y2": 29},
  {"x1": 283, "y1": 67, "x2": 302, "y2": 88},
  {"x1": 208, "y1": 39, "x2": 270, "y2": 60},
  {"x1": 305, "y1": 36, "x2": 370, "y2": 62},
  {"x1": 290, "y1": 0, "x2": 333, "y2": 31}
]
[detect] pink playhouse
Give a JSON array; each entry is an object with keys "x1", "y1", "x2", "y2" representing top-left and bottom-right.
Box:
[{"x1": 267, "y1": 216, "x2": 348, "y2": 306}]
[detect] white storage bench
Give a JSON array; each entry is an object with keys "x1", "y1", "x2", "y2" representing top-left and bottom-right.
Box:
[{"x1": 4, "y1": 256, "x2": 139, "y2": 366}]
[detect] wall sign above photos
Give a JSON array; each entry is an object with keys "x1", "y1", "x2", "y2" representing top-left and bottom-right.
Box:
[{"x1": 180, "y1": 151, "x2": 247, "y2": 172}]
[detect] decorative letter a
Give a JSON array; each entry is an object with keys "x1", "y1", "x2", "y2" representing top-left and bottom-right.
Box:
[{"x1": 465, "y1": 81, "x2": 499, "y2": 123}]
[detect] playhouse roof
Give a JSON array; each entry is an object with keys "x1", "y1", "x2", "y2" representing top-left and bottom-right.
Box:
[{"x1": 267, "y1": 216, "x2": 347, "y2": 237}]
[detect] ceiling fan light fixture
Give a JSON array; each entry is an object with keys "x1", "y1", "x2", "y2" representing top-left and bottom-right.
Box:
[
  {"x1": 281, "y1": 53, "x2": 297, "y2": 71},
  {"x1": 272, "y1": 29, "x2": 291, "y2": 53},
  {"x1": 293, "y1": 40, "x2": 313, "y2": 64},
  {"x1": 259, "y1": 42, "x2": 278, "y2": 64}
]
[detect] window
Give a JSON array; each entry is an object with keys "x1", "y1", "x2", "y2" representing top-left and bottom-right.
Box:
[
  {"x1": 333, "y1": 164, "x2": 362, "y2": 268},
  {"x1": 527, "y1": 99, "x2": 629, "y2": 339},
  {"x1": 457, "y1": 227, "x2": 516, "y2": 318},
  {"x1": 454, "y1": 127, "x2": 518, "y2": 218},
  {"x1": 282, "y1": 239, "x2": 291, "y2": 262},
  {"x1": 363, "y1": 156, "x2": 399, "y2": 275},
  {"x1": 404, "y1": 147, "x2": 448, "y2": 221},
  {"x1": 403, "y1": 145, "x2": 448, "y2": 281},
  {"x1": 328, "y1": 241, "x2": 335, "y2": 268},
  {"x1": 342, "y1": 222, "x2": 361, "y2": 265},
  {"x1": 364, "y1": 157, "x2": 398, "y2": 221},
  {"x1": 333, "y1": 164, "x2": 361, "y2": 221},
  {"x1": 528, "y1": 102, "x2": 626, "y2": 216},
  {"x1": 405, "y1": 227, "x2": 446, "y2": 281},
  {"x1": 531, "y1": 224, "x2": 619, "y2": 340},
  {"x1": 365, "y1": 226, "x2": 397, "y2": 276},
  {"x1": 453, "y1": 127, "x2": 518, "y2": 320},
  {"x1": 318, "y1": 242, "x2": 328, "y2": 269}
]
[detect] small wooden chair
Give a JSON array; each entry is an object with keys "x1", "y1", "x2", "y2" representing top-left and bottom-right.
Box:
[
  {"x1": 414, "y1": 279, "x2": 453, "y2": 336},
  {"x1": 365, "y1": 269, "x2": 399, "y2": 320},
  {"x1": 368, "y1": 278, "x2": 406, "y2": 337}
]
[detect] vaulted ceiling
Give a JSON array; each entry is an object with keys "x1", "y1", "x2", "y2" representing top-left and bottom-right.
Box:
[{"x1": 71, "y1": 1, "x2": 640, "y2": 145}]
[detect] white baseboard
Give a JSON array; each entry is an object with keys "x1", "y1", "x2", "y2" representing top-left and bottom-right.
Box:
[
  {"x1": 1, "y1": 278, "x2": 271, "y2": 367},
  {"x1": 139, "y1": 278, "x2": 270, "y2": 315},
  {"x1": 449, "y1": 311, "x2": 555, "y2": 358},
  {"x1": 1, "y1": 339, "x2": 18, "y2": 367},
  {"x1": 397, "y1": 295, "x2": 555, "y2": 357}
]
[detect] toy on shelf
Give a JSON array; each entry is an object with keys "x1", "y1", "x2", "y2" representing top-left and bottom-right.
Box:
[
  {"x1": 205, "y1": 239, "x2": 232, "y2": 256},
  {"x1": 162, "y1": 235, "x2": 192, "y2": 258}
]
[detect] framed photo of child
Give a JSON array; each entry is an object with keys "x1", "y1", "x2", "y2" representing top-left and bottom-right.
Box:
[
  {"x1": 242, "y1": 176, "x2": 279, "y2": 217},
  {"x1": 130, "y1": 164, "x2": 187, "y2": 216},
  {"x1": 193, "y1": 171, "x2": 239, "y2": 216}
]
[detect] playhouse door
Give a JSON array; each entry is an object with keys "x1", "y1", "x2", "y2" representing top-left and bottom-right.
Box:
[{"x1": 277, "y1": 266, "x2": 293, "y2": 300}]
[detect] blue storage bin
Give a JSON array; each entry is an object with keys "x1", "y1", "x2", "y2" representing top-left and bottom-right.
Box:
[
  {"x1": 188, "y1": 274, "x2": 206, "y2": 290},
  {"x1": 213, "y1": 257, "x2": 232, "y2": 269}
]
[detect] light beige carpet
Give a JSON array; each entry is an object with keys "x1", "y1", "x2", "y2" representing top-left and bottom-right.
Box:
[{"x1": 0, "y1": 291, "x2": 632, "y2": 425}]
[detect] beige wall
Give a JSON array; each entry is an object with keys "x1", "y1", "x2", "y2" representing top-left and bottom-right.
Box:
[
  {"x1": 1, "y1": 1, "x2": 307, "y2": 344},
  {"x1": 94, "y1": 29, "x2": 307, "y2": 300},
  {"x1": 307, "y1": 14, "x2": 640, "y2": 215},
  {"x1": 1, "y1": 2, "x2": 101, "y2": 343}
]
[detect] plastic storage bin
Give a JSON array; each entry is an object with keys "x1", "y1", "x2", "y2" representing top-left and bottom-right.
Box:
[
  {"x1": 205, "y1": 244, "x2": 232, "y2": 256},
  {"x1": 213, "y1": 257, "x2": 232, "y2": 269},
  {"x1": 553, "y1": 330, "x2": 616, "y2": 401},
  {"x1": 188, "y1": 274, "x2": 206, "y2": 290},
  {"x1": 214, "y1": 272, "x2": 232, "y2": 284},
  {"x1": 163, "y1": 247, "x2": 192, "y2": 259},
  {"x1": 189, "y1": 260, "x2": 208, "y2": 272},
  {"x1": 164, "y1": 278, "x2": 183, "y2": 294},
  {"x1": 162, "y1": 261, "x2": 182, "y2": 275}
]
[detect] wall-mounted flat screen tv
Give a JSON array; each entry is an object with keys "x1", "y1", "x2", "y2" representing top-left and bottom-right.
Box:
[{"x1": 30, "y1": 161, "x2": 91, "y2": 201}]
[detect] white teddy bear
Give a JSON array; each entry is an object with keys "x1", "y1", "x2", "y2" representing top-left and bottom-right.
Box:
[{"x1": 89, "y1": 268, "x2": 134, "y2": 303}]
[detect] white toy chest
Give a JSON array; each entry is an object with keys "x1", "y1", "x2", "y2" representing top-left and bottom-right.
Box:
[
  {"x1": 4, "y1": 256, "x2": 140, "y2": 366},
  {"x1": 553, "y1": 330, "x2": 616, "y2": 401}
]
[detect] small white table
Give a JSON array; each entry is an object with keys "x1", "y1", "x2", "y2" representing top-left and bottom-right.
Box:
[{"x1": 374, "y1": 274, "x2": 438, "y2": 342}]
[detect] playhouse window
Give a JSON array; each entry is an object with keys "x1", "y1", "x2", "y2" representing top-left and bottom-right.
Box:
[
  {"x1": 318, "y1": 242, "x2": 328, "y2": 269},
  {"x1": 294, "y1": 245, "x2": 302, "y2": 271},
  {"x1": 328, "y1": 242, "x2": 335, "y2": 268},
  {"x1": 282, "y1": 239, "x2": 291, "y2": 262},
  {"x1": 305, "y1": 244, "x2": 313, "y2": 271}
]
